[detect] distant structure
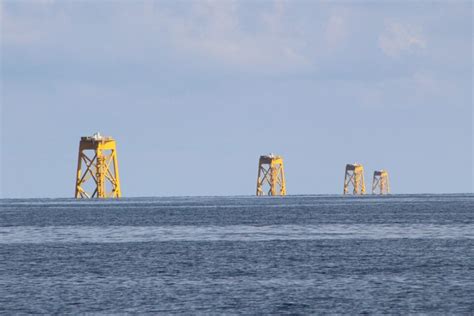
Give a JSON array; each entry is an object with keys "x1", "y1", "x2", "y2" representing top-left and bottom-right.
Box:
[
  {"x1": 372, "y1": 170, "x2": 390, "y2": 195},
  {"x1": 75, "y1": 133, "x2": 121, "y2": 198},
  {"x1": 256, "y1": 154, "x2": 286, "y2": 196},
  {"x1": 343, "y1": 163, "x2": 366, "y2": 195}
]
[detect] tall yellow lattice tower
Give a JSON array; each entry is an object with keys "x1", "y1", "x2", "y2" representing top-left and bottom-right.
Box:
[
  {"x1": 343, "y1": 163, "x2": 366, "y2": 195},
  {"x1": 75, "y1": 132, "x2": 121, "y2": 198},
  {"x1": 372, "y1": 170, "x2": 390, "y2": 194},
  {"x1": 256, "y1": 154, "x2": 286, "y2": 196}
]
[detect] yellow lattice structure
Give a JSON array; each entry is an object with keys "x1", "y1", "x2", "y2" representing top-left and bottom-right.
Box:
[
  {"x1": 75, "y1": 133, "x2": 121, "y2": 198},
  {"x1": 256, "y1": 154, "x2": 286, "y2": 196},
  {"x1": 343, "y1": 163, "x2": 366, "y2": 195},
  {"x1": 372, "y1": 170, "x2": 390, "y2": 195}
]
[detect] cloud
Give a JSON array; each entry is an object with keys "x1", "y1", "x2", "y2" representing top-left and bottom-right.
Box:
[
  {"x1": 0, "y1": 2, "x2": 44, "y2": 46},
  {"x1": 1, "y1": 1, "x2": 355, "y2": 71},
  {"x1": 325, "y1": 14, "x2": 348, "y2": 50},
  {"x1": 379, "y1": 20, "x2": 426, "y2": 58},
  {"x1": 412, "y1": 71, "x2": 460, "y2": 101},
  {"x1": 162, "y1": 0, "x2": 311, "y2": 69}
]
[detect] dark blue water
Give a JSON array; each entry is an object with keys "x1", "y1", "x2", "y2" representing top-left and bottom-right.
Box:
[{"x1": 1, "y1": 194, "x2": 473, "y2": 314}]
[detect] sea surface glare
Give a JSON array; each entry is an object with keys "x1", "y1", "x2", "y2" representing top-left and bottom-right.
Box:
[{"x1": 0, "y1": 194, "x2": 473, "y2": 314}]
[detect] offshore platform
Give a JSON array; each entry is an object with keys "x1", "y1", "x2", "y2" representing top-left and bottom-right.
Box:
[
  {"x1": 372, "y1": 170, "x2": 390, "y2": 194},
  {"x1": 343, "y1": 163, "x2": 366, "y2": 195},
  {"x1": 71, "y1": 133, "x2": 393, "y2": 197},
  {"x1": 256, "y1": 154, "x2": 286, "y2": 196},
  {"x1": 74, "y1": 133, "x2": 121, "y2": 198}
]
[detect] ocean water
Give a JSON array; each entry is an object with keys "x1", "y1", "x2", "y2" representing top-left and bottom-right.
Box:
[{"x1": 0, "y1": 194, "x2": 473, "y2": 314}]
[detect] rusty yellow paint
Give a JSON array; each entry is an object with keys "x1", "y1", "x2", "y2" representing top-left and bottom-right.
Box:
[
  {"x1": 372, "y1": 170, "x2": 390, "y2": 195},
  {"x1": 343, "y1": 163, "x2": 366, "y2": 195},
  {"x1": 256, "y1": 154, "x2": 286, "y2": 196},
  {"x1": 75, "y1": 133, "x2": 121, "y2": 199}
]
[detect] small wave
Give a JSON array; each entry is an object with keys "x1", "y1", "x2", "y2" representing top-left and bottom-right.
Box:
[{"x1": 0, "y1": 224, "x2": 472, "y2": 244}]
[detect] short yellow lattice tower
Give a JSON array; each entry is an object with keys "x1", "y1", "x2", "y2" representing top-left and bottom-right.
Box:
[
  {"x1": 343, "y1": 163, "x2": 366, "y2": 195},
  {"x1": 75, "y1": 133, "x2": 121, "y2": 198},
  {"x1": 372, "y1": 170, "x2": 390, "y2": 195},
  {"x1": 256, "y1": 154, "x2": 286, "y2": 196}
]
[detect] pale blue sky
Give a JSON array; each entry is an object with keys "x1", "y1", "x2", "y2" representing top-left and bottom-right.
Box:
[{"x1": 1, "y1": 0, "x2": 472, "y2": 198}]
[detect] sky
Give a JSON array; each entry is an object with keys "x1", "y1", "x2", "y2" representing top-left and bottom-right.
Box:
[{"x1": 0, "y1": 0, "x2": 472, "y2": 198}]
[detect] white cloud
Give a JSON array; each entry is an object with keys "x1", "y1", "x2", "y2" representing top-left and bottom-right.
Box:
[
  {"x1": 325, "y1": 14, "x2": 347, "y2": 50},
  {"x1": 1, "y1": 1, "x2": 353, "y2": 71},
  {"x1": 412, "y1": 71, "x2": 458, "y2": 100},
  {"x1": 1, "y1": 4, "x2": 42, "y2": 45},
  {"x1": 379, "y1": 21, "x2": 426, "y2": 58},
  {"x1": 162, "y1": 0, "x2": 311, "y2": 69}
]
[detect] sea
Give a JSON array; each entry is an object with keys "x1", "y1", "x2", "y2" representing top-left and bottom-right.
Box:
[{"x1": 0, "y1": 194, "x2": 473, "y2": 314}]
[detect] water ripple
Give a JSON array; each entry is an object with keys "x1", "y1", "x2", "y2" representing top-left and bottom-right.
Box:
[{"x1": 1, "y1": 224, "x2": 472, "y2": 244}]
